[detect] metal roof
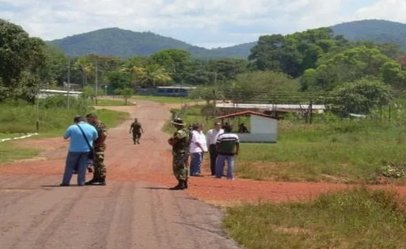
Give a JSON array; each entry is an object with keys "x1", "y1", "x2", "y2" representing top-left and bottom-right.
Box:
[
  {"x1": 216, "y1": 110, "x2": 275, "y2": 119},
  {"x1": 216, "y1": 103, "x2": 326, "y2": 110}
]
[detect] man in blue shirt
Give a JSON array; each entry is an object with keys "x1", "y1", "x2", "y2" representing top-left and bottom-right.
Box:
[{"x1": 60, "y1": 115, "x2": 98, "y2": 186}]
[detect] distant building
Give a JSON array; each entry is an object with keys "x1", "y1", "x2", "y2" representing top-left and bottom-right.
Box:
[
  {"x1": 155, "y1": 86, "x2": 196, "y2": 97},
  {"x1": 216, "y1": 110, "x2": 277, "y2": 143},
  {"x1": 216, "y1": 102, "x2": 326, "y2": 119},
  {"x1": 37, "y1": 89, "x2": 82, "y2": 99}
]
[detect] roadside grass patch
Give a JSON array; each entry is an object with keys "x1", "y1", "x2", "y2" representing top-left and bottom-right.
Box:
[
  {"x1": 95, "y1": 98, "x2": 131, "y2": 106},
  {"x1": 224, "y1": 188, "x2": 406, "y2": 249},
  {"x1": 0, "y1": 142, "x2": 39, "y2": 163},
  {"x1": 0, "y1": 133, "x2": 27, "y2": 140},
  {"x1": 132, "y1": 95, "x2": 194, "y2": 104},
  {"x1": 0, "y1": 101, "x2": 128, "y2": 164},
  {"x1": 236, "y1": 119, "x2": 406, "y2": 183},
  {"x1": 95, "y1": 108, "x2": 129, "y2": 128}
]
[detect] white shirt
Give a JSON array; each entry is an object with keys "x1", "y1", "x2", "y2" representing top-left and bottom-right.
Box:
[
  {"x1": 206, "y1": 128, "x2": 224, "y2": 145},
  {"x1": 189, "y1": 130, "x2": 208, "y2": 153}
]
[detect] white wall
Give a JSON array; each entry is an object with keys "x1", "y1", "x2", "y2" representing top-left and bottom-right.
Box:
[{"x1": 237, "y1": 115, "x2": 277, "y2": 143}]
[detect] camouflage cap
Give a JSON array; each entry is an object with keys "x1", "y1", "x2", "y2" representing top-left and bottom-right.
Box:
[{"x1": 171, "y1": 117, "x2": 185, "y2": 126}]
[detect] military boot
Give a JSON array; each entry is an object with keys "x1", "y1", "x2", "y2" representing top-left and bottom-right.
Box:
[
  {"x1": 98, "y1": 177, "x2": 106, "y2": 186},
  {"x1": 170, "y1": 180, "x2": 181, "y2": 190},
  {"x1": 170, "y1": 180, "x2": 186, "y2": 190},
  {"x1": 184, "y1": 179, "x2": 188, "y2": 189},
  {"x1": 178, "y1": 180, "x2": 186, "y2": 190},
  {"x1": 85, "y1": 178, "x2": 97, "y2": 185}
]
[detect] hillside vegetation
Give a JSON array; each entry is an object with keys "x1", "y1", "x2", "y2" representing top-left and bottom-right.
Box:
[
  {"x1": 332, "y1": 19, "x2": 406, "y2": 51},
  {"x1": 49, "y1": 27, "x2": 254, "y2": 59},
  {"x1": 48, "y1": 19, "x2": 406, "y2": 59}
]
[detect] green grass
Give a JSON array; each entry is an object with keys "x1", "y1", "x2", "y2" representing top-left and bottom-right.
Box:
[
  {"x1": 94, "y1": 98, "x2": 131, "y2": 106},
  {"x1": 0, "y1": 133, "x2": 32, "y2": 140},
  {"x1": 236, "y1": 119, "x2": 406, "y2": 183},
  {"x1": 132, "y1": 95, "x2": 196, "y2": 104},
  {"x1": 0, "y1": 142, "x2": 39, "y2": 163},
  {"x1": 0, "y1": 102, "x2": 128, "y2": 164},
  {"x1": 224, "y1": 188, "x2": 406, "y2": 249},
  {"x1": 175, "y1": 104, "x2": 406, "y2": 183}
]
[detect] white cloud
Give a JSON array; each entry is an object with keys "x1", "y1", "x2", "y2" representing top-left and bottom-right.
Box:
[
  {"x1": 356, "y1": 0, "x2": 406, "y2": 22},
  {"x1": 0, "y1": 0, "x2": 405, "y2": 48}
]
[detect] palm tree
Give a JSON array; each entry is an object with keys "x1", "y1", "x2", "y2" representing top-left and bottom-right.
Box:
[
  {"x1": 121, "y1": 65, "x2": 147, "y2": 87},
  {"x1": 74, "y1": 58, "x2": 94, "y2": 86},
  {"x1": 144, "y1": 64, "x2": 172, "y2": 87}
]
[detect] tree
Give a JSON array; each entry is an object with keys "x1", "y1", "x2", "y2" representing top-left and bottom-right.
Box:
[
  {"x1": 331, "y1": 78, "x2": 392, "y2": 116},
  {"x1": 381, "y1": 61, "x2": 406, "y2": 89},
  {"x1": 40, "y1": 45, "x2": 68, "y2": 88},
  {"x1": 207, "y1": 59, "x2": 248, "y2": 82},
  {"x1": 222, "y1": 71, "x2": 299, "y2": 103},
  {"x1": 302, "y1": 46, "x2": 399, "y2": 91},
  {"x1": 249, "y1": 28, "x2": 347, "y2": 77},
  {"x1": 189, "y1": 86, "x2": 223, "y2": 105},
  {"x1": 249, "y1": 34, "x2": 285, "y2": 72},
  {"x1": 115, "y1": 87, "x2": 133, "y2": 105},
  {"x1": 143, "y1": 64, "x2": 172, "y2": 87},
  {"x1": 150, "y1": 49, "x2": 192, "y2": 83},
  {"x1": 106, "y1": 71, "x2": 131, "y2": 91},
  {"x1": 0, "y1": 19, "x2": 47, "y2": 101},
  {"x1": 120, "y1": 57, "x2": 147, "y2": 88},
  {"x1": 73, "y1": 57, "x2": 94, "y2": 86}
]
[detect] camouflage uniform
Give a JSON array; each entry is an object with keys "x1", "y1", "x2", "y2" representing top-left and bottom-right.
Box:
[
  {"x1": 171, "y1": 127, "x2": 190, "y2": 183},
  {"x1": 93, "y1": 121, "x2": 107, "y2": 182},
  {"x1": 130, "y1": 121, "x2": 142, "y2": 144}
]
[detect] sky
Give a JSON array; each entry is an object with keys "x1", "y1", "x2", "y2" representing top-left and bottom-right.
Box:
[{"x1": 1, "y1": 0, "x2": 406, "y2": 48}]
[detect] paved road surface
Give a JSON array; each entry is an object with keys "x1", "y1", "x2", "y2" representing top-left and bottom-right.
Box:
[{"x1": 0, "y1": 101, "x2": 240, "y2": 249}]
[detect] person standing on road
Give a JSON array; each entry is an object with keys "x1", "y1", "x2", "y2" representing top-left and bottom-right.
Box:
[
  {"x1": 61, "y1": 115, "x2": 98, "y2": 186},
  {"x1": 129, "y1": 118, "x2": 144, "y2": 144},
  {"x1": 189, "y1": 123, "x2": 207, "y2": 176},
  {"x1": 206, "y1": 122, "x2": 224, "y2": 176},
  {"x1": 168, "y1": 117, "x2": 190, "y2": 190},
  {"x1": 85, "y1": 113, "x2": 108, "y2": 185},
  {"x1": 215, "y1": 125, "x2": 239, "y2": 180}
]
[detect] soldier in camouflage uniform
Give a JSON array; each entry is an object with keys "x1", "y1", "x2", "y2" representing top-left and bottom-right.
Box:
[
  {"x1": 168, "y1": 118, "x2": 190, "y2": 190},
  {"x1": 85, "y1": 113, "x2": 108, "y2": 185},
  {"x1": 129, "y1": 118, "x2": 143, "y2": 144}
]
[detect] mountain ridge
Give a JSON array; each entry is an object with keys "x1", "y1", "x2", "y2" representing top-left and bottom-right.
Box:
[
  {"x1": 49, "y1": 19, "x2": 406, "y2": 59},
  {"x1": 49, "y1": 27, "x2": 254, "y2": 59}
]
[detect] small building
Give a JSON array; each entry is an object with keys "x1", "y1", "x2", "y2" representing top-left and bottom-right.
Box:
[
  {"x1": 155, "y1": 86, "x2": 196, "y2": 97},
  {"x1": 216, "y1": 102, "x2": 326, "y2": 119},
  {"x1": 216, "y1": 110, "x2": 277, "y2": 143},
  {"x1": 37, "y1": 89, "x2": 82, "y2": 99}
]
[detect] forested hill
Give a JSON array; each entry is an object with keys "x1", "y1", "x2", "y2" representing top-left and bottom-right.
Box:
[
  {"x1": 49, "y1": 20, "x2": 406, "y2": 59},
  {"x1": 48, "y1": 27, "x2": 254, "y2": 59},
  {"x1": 331, "y1": 19, "x2": 406, "y2": 50}
]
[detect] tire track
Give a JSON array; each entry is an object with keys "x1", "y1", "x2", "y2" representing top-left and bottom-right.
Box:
[{"x1": 6, "y1": 187, "x2": 89, "y2": 249}]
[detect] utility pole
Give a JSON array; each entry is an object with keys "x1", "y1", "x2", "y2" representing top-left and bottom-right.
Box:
[
  {"x1": 308, "y1": 100, "x2": 313, "y2": 124},
  {"x1": 67, "y1": 58, "x2": 71, "y2": 109},
  {"x1": 36, "y1": 89, "x2": 40, "y2": 131},
  {"x1": 95, "y1": 61, "x2": 98, "y2": 105}
]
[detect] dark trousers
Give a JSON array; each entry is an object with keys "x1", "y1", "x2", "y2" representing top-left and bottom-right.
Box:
[{"x1": 209, "y1": 144, "x2": 217, "y2": 175}]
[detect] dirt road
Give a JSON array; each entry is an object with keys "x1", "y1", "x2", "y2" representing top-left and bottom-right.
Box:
[
  {"x1": 2, "y1": 100, "x2": 406, "y2": 249},
  {"x1": 0, "y1": 101, "x2": 240, "y2": 249}
]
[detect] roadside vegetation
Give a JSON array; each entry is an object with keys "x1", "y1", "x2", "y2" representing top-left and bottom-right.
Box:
[
  {"x1": 3, "y1": 17, "x2": 406, "y2": 249},
  {"x1": 172, "y1": 103, "x2": 406, "y2": 184},
  {"x1": 0, "y1": 97, "x2": 128, "y2": 164},
  {"x1": 132, "y1": 95, "x2": 195, "y2": 104},
  {"x1": 224, "y1": 188, "x2": 406, "y2": 249},
  {"x1": 95, "y1": 98, "x2": 131, "y2": 106},
  {"x1": 239, "y1": 118, "x2": 406, "y2": 183}
]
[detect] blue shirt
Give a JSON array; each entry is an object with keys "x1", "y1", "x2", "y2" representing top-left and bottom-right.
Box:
[{"x1": 64, "y1": 121, "x2": 98, "y2": 152}]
